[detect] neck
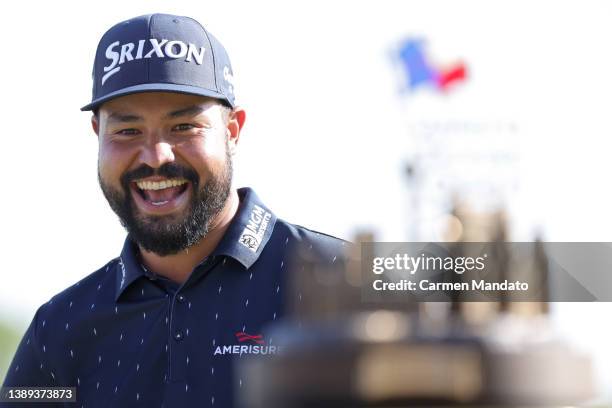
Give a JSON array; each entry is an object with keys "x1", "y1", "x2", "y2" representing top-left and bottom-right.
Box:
[{"x1": 138, "y1": 189, "x2": 240, "y2": 284}]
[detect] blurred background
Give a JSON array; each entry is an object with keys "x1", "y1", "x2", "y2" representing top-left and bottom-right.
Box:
[{"x1": 0, "y1": 0, "x2": 611, "y2": 403}]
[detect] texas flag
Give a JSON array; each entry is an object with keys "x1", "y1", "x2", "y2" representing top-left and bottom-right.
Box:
[{"x1": 397, "y1": 39, "x2": 468, "y2": 92}]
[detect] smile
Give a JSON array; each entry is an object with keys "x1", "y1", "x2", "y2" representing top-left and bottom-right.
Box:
[{"x1": 130, "y1": 177, "x2": 191, "y2": 213}]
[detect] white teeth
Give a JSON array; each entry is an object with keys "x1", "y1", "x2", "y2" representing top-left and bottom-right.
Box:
[
  {"x1": 151, "y1": 200, "x2": 169, "y2": 206},
  {"x1": 136, "y1": 178, "x2": 187, "y2": 190}
]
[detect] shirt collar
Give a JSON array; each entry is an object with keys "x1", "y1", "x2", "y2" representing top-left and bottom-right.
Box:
[
  {"x1": 114, "y1": 187, "x2": 277, "y2": 301},
  {"x1": 211, "y1": 187, "x2": 277, "y2": 268},
  {"x1": 115, "y1": 238, "x2": 147, "y2": 301}
]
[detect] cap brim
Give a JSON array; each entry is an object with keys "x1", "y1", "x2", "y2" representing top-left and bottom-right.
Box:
[{"x1": 80, "y1": 83, "x2": 234, "y2": 111}]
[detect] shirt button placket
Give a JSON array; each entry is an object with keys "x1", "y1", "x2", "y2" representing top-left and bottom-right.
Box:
[{"x1": 169, "y1": 292, "x2": 189, "y2": 382}]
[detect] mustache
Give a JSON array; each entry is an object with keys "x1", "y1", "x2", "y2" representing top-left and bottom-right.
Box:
[{"x1": 120, "y1": 163, "x2": 199, "y2": 188}]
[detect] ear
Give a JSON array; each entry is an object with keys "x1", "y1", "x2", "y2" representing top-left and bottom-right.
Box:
[
  {"x1": 226, "y1": 106, "x2": 246, "y2": 155},
  {"x1": 91, "y1": 114, "x2": 100, "y2": 138}
]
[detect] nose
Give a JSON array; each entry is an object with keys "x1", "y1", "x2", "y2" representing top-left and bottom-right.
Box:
[{"x1": 139, "y1": 139, "x2": 175, "y2": 169}]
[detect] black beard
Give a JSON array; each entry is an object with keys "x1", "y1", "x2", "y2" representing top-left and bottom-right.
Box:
[{"x1": 98, "y1": 152, "x2": 232, "y2": 256}]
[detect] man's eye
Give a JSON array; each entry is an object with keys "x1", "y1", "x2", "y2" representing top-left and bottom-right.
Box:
[
  {"x1": 117, "y1": 128, "x2": 140, "y2": 135},
  {"x1": 173, "y1": 123, "x2": 195, "y2": 131}
]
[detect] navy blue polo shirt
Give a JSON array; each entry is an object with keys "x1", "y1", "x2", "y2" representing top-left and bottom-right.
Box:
[{"x1": 2, "y1": 187, "x2": 346, "y2": 408}]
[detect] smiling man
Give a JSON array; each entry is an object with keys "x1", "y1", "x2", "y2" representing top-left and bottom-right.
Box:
[
  {"x1": 96, "y1": 92, "x2": 241, "y2": 284},
  {"x1": 2, "y1": 13, "x2": 345, "y2": 408}
]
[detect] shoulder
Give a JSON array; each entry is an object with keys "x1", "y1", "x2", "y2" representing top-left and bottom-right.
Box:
[
  {"x1": 274, "y1": 218, "x2": 348, "y2": 245},
  {"x1": 15, "y1": 258, "x2": 120, "y2": 380},
  {"x1": 33, "y1": 258, "x2": 120, "y2": 331},
  {"x1": 271, "y1": 218, "x2": 351, "y2": 262}
]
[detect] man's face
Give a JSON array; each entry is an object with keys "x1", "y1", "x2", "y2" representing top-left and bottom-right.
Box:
[{"x1": 93, "y1": 92, "x2": 241, "y2": 256}]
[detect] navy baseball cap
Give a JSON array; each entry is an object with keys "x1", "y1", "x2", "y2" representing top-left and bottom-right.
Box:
[{"x1": 81, "y1": 13, "x2": 236, "y2": 111}]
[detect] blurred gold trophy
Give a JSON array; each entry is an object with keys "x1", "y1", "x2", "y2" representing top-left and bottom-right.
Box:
[{"x1": 238, "y1": 209, "x2": 594, "y2": 407}]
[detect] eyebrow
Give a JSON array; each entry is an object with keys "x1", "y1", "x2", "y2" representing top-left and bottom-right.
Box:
[
  {"x1": 106, "y1": 112, "x2": 143, "y2": 123},
  {"x1": 106, "y1": 105, "x2": 205, "y2": 123},
  {"x1": 166, "y1": 105, "x2": 205, "y2": 119}
]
